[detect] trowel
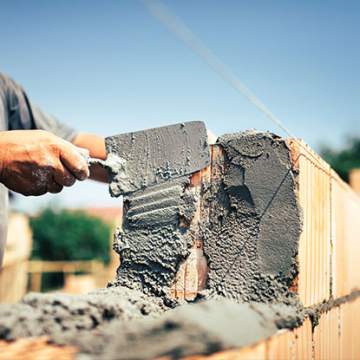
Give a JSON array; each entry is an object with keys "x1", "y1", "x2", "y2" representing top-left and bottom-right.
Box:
[{"x1": 88, "y1": 121, "x2": 210, "y2": 197}]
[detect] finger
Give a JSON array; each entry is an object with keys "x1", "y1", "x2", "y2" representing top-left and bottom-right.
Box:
[
  {"x1": 27, "y1": 167, "x2": 51, "y2": 196},
  {"x1": 47, "y1": 181, "x2": 63, "y2": 194},
  {"x1": 25, "y1": 185, "x2": 47, "y2": 196},
  {"x1": 59, "y1": 141, "x2": 90, "y2": 181},
  {"x1": 76, "y1": 146, "x2": 90, "y2": 160},
  {"x1": 53, "y1": 162, "x2": 76, "y2": 187},
  {"x1": 9, "y1": 177, "x2": 44, "y2": 197}
]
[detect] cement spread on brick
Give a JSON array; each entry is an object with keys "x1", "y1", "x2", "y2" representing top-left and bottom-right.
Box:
[
  {"x1": 109, "y1": 179, "x2": 197, "y2": 300},
  {"x1": 0, "y1": 287, "x2": 169, "y2": 342},
  {"x1": 0, "y1": 130, "x2": 305, "y2": 359},
  {"x1": 201, "y1": 131, "x2": 301, "y2": 302},
  {"x1": 2, "y1": 290, "x2": 360, "y2": 359},
  {"x1": 0, "y1": 295, "x2": 302, "y2": 359},
  {"x1": 99, "y1": 299, "x2": 302, "y2": 360},
  {"x1": 111, "y1": 130, "x2": 301, "y2": 303}
]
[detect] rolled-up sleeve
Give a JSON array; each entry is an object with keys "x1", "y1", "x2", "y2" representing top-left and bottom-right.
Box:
[{"x1": 1, "y1": 72, "x2": 78, "y2": 142}]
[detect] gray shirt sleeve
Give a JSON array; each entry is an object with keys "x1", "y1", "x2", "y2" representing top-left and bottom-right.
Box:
[
  {"x1": 0, "y1": 72, "x2": 78, "y2": 142},
  {"x1": 30, "y1": 105, "x2": 78, "y2": 142}
]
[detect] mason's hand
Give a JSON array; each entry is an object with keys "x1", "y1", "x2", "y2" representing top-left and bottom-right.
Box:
[{"x1": 0, "y1": 130, "x2": 90, "y2": 196}]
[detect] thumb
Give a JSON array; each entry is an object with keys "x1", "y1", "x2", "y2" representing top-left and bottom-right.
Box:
[
  {"x1": 75, "y1": 146, "x2": 90, "y2": 160},
  {"x1": 59, "y1": 141, "x2": 90, "y2": 181}
]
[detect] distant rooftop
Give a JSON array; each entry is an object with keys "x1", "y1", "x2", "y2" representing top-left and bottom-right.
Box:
[{"x1": 83, "y1": 207, "x2": 122, "y2": 224}]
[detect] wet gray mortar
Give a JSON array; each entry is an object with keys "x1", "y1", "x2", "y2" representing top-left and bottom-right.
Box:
[
  {"x1": 0, "y1": 294, "x2": 303, "y2": 359},
  {"x1": 0, "y1": 130, "x2": 304, "y2": 359},
  {"x1": 111, "y1": 130, "x2": 301, "y2": 303},
  {"x1": 202, "y1": 131, "x2": 301, "y2": 302}
]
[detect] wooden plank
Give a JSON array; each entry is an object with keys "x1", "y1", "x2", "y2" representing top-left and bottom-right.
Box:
[
  {"x1": 28, "y1": 260, "x2": 103, "y2": 273},
  {"x1": 29, "y1": 272, "x2": 42, "y2": 292}
]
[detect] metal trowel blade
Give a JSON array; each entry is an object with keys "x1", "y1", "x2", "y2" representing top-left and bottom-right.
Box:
[{"x1": 92, "y1": 121, "x2": 210, "y2": 197}]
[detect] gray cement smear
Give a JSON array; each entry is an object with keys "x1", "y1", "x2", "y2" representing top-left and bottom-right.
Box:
[
  {"x1": 99, "y1": 300, "x2": 303, "y2": 360},
  {"x1": 0, "y1": 287, "x2": 169, "y2": 341},
  {"x1": 109, "y1": 178, "x2": 198, "y2": 300},
  {"x1": 0, "y1": 130, "x2": 304, "y2": 358},
  {"x1": 201, "y1": 131, "x2": 301, "y2": 302},
  {"x1": 111, "y1": 130, "x2": 301, "y2": 303},
  {"x1": 105, "y1": 121, "x2": 210, "y2": 196},
  {"x1": 0, "y1": 296, "x2": 303, "y2": 359}
]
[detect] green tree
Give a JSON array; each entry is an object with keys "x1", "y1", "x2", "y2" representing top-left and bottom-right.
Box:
[
  {"x1": 30, "y1": 208, "x2": 111, "y2": 264},
  {"x1": 321, "y1": 136, "x2": 360, "y2": 182}
]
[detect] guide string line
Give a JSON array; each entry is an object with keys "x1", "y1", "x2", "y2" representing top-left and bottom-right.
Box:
[
  {"x1": 142, "y1": 0, "x2": 336, "y2": 297},
  {"x1": 142, "y1": 0, "x2": 332, "y2": 176}
]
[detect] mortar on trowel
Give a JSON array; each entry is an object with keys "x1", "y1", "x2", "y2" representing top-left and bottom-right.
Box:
[
  {"x1": 85, "y1": 121, "x2": 212, "y2": 300},
  {"x1": 87, "y1": 121, "x2": 210, "y2": 197}
]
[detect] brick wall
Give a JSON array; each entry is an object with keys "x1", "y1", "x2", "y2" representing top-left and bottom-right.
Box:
[{"x1": 186, "y1": 140, "x2": 360, "y2": 360}]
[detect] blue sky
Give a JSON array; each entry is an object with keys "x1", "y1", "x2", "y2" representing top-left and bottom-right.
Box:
[{"x1": 1, "y1": 0, "x2": 359, "y2": 211}]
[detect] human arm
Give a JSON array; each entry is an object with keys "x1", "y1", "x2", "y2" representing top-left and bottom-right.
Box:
[
  {"x1": 1, "y1": 73, "x2": 108, "y2": 184},
  {"x1": 0, "y1": 130, "x2": 89, "y2": 196}
]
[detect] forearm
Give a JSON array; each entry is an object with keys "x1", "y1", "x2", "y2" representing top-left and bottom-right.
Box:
[
  {"x1": 0, "y1": 130, "x2": 89, "y2": 196},
  {"x1": 72, "y1": 133, "x2": 108, "y2": 183}
]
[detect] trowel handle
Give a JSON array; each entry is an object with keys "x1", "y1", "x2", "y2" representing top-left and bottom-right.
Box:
[
  {"x1": 75, "y1": 146, "x2": 108, "y2": 168},
  {"x1": 88, "y1": 157, "x2": 108, "y2": 168}
]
